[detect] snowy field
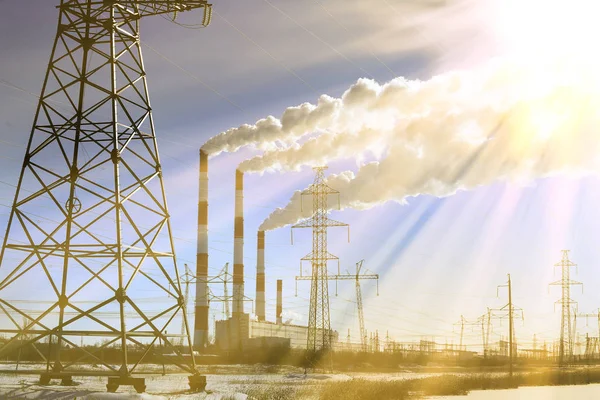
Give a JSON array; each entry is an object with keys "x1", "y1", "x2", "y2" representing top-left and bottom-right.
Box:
[
  {"x1": 1, "y1": 364, "x2": 598, "y2": 399},
  {"x1": 0, "y1": 362, "x2": 474, "y2": 399},
  {"x1": 0, "y1": 364, "x2": 340, "y2": 399},
  {"x1": 432, "y1": 383, "x2": 600, "y2": 400}
]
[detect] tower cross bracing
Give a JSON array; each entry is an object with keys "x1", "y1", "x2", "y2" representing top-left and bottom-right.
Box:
[{"x1": 0, "y1": 0, "x2": 212, "y2": 391}]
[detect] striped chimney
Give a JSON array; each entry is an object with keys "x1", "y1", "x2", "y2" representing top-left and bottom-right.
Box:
[
  {"x1": 276, "y1": 280, "x2": 283, "y2": 324},
  {"x1": 233, "y1": 170, "x2": 245, "y2": 315},
  {"x1": 256, "y1": 230, "x2": 266, "y2": 321},
  {"x1": 194, "y1": 149, "x2": 209, "y2": 348}
]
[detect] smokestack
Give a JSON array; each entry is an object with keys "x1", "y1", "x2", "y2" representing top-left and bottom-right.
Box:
[
  {"x1": 194, "y1": 149, "x2": 209, "y2": 348},
  {"x1": 233, "y1": 170, "x2": 245, "y2": 315},
  {"x1": 256, "y1": 230, "x2": 265, "y2": 321},
  {"x1": 276, "y1": 279, "x2": 283, "y2": 325}
]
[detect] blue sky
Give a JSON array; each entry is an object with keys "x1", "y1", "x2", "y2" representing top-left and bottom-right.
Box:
[{"x1": 1, "y1": 0, "x2": 598, "y2": 352}]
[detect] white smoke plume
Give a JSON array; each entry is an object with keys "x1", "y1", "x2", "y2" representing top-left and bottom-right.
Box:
[
  {"x1": 258, "y1": 58, "x2": 600, "y2": 231},
  {"x1": 200, "y1": 73, "x2": 445, "y2": 157},
  {"x1": 201, "y1": 95, "x2": 342, "y2": 156}
]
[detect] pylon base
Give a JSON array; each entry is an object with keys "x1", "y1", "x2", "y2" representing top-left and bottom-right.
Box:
[
  {"x1": 39, "y1": 373, "x2": 74, "y2": 386},
  {"x1": 106, "y1": 376, "x2": 146, "y2": 393},
  {"x1": 188, "y1": 374, "x2": 207, "y2": 392}
]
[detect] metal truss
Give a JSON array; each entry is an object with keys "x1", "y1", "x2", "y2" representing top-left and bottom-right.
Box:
[
  {"x1": 179, "y1": 263, "x2": 253, "y2": 345},
  {"x1": 292, "y1": 167, "x2": 349, "y2": 353},
  {"x1": 549, "y1": 250, "x2": 582, "y2": 365},
  {"x1": 296, "y1": 259, "x2": 378, "y2": 353},
  {"x1": 0, "y1": 0, "x2": 211, "y2": 389}
]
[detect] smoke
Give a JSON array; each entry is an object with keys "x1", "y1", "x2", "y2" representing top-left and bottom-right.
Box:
[
  {"x1": 258, "y1": 58, "x2": 600, "y2": 231},
  {"x1": 201, "y1": 72, "x2": 451, "y2": 157},
  {"x1": 201, "y1": 95, "x2": 342, "y2": 156},
  {"x1": 241, "y1": 59, "x2": 594, "y2": 174}
]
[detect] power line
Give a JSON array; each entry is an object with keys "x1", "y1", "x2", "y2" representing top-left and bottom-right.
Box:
[
  {"x1": 141, "y1": 41, "x2": 245, "y2": 113},
  {"x1": 261, "y1": 0, "x2": 376, "y2": 79},
  {"x1": 312, "y1": 0, "x2": 398, "y2": 79},
  {"x1": 214, "y1": 10, "x2": 318, "y2": 94}
]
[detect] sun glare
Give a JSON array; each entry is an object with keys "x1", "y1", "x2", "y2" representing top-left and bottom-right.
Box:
[{"x1": 495, "y1": 0, "x2": 600, "y2": 64}]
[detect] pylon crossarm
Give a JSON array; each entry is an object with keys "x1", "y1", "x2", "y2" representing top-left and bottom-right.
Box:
[
  {"x1": 322, "y1": 218, "x2": 348, "y2": 228},
  {"x1": 292, "y1": 220, "x2": 314, "y2": 229},
  {"x1": 301, "y1": 252, "x2": 338, "y2": 262},
  {"x1": 331, "y1": 274, "x2": 378, "y2": 281}
]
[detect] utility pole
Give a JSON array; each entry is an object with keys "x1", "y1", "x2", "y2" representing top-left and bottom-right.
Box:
[
  {"x1": 346, "y1": 329, "x2": 351, "y2": 351},
  {"x1": 453, "y1": 316, "x2": 467, "y2": 352},
  {"x1": 491, "y1": 274, "x2": 524, "y2": 378},
  {"x1": 486, "y1": 308, "x2": 492, "y2": 356},
  {"x1": 479, "y1": 311, "x2": 492, "y2": 358},
  {"x1": 549, "y1": 250, "x2": 582, "y2": 365}
]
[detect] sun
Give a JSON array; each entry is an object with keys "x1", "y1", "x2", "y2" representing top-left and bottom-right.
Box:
[{"x1": 493, "y1": 0, "x2": 600, "y2": 65}]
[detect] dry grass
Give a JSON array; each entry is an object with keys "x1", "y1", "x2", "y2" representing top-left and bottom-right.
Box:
[{"x1": 241, "y1": 368, "x2": 600, "y2": 400}]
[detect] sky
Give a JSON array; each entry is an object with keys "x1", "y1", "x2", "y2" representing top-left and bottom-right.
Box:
[{"x1": 0, "y1": 0, "x2": 599, "y2": 353}]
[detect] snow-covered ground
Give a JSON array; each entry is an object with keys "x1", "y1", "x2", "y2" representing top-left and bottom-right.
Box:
[
  {"x1": 432, "y1": 384, "x2": 600, "y2": 400},
  {"x1": 3, "y1": 364, "x2": 598, "y2": 399},
  {"x1": 0, "y1": 365, "x2": 343, "y2": 399}
]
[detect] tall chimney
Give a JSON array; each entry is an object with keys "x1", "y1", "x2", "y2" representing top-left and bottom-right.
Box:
[
  {"x1": 256, "y1": 230, "x2": 266, "y2": 321},
  {"x1": 194, "y1": 149, "x2": 209, "y2": 348},
  {"x1": 233, "y1": 170, "x2": 244, "y2": 315},
  {"x1": 276, "y1": 279, "x2": 283, "y2": 324}
]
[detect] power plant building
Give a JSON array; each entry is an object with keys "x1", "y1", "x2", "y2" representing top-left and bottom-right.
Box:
[{"x1": 215, "y1": 315, "x2": 339, "y2": 351}]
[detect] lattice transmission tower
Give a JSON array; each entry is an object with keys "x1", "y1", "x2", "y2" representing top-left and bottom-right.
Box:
[
  {"x1": 296, "y1": 257, "x2": 378, "y2": 353},
  {"x1": 549, "y1": 250, "x2": 582, "y2": 365},
  {"x1": 0, "y1": 1, "x2": 211, "y2": 392},
  {"x1": 292, "y1": 167, "x2": 348, "y2": 353}
]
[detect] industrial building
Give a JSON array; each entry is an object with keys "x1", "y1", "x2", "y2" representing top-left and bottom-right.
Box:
[{"x1": 214, "y1": 280, "x2": 339, "y2": 351}]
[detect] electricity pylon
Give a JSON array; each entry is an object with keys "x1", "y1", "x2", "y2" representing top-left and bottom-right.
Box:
[
  {"x1": 180, "y1": 264, "x2": 194, "y2": 346},
  {"x1": 295, "y1": 256, "x2": 379, "y2": 353},
  {"x1": 0, "y1": 1, "x2": 211, "y2": 393},
  {"x1": 180, "y1": 262, "x2": 251, "y2": 344},
  {"x1": 354, "y1": 260, "x2": 368, "y2": 353},
  {"x1": 549, "y1": 250, "x2": 582, "y2": 365},
  {"x1": 292, "y1": 167, "x2": 348, "y2": 353},
  {"x1": 452, "y1": 315, "x2": 482, "y2": 353},
  {"x1": 481, "y1": 309, "x2": 492, "y2": 357},
  {"x1": 574, "y1": 309, "x2": 600, "y2": 358}
]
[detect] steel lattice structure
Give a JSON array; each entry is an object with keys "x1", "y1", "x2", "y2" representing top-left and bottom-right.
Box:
[
  {"x1": 0, "y1": 0, "x2": 211, "y2": 392},
  {"x1": 292, "y1": 167, "x2": 348, "y2": 352},
  {"x1": 296, "y1": 258, "x2": 379, "y2": 353},
  {"x1": 180, "y1": 262, "x2": 252, "y2": 344},
  {"x1": 549, "y1": 250, "x2": 582, "y2": 365}
]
